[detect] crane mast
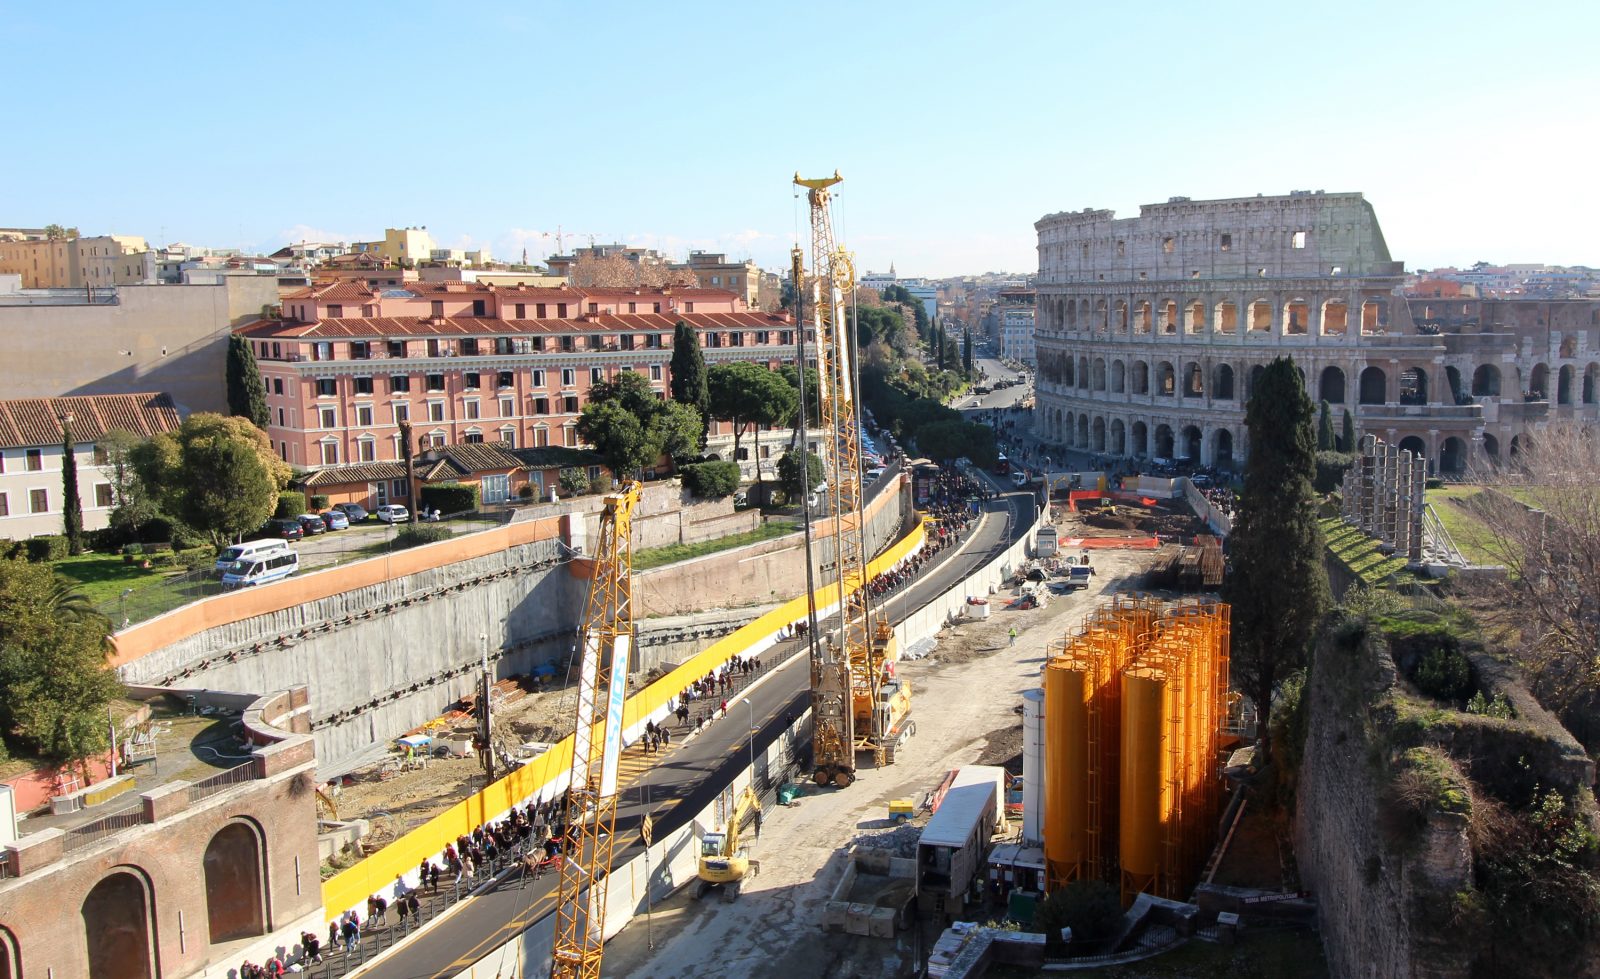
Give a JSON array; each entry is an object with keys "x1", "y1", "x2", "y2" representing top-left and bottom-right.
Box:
[
  {"x1": 550, "y1": 481, "x2": 641, "y2": 979},
  {"x1": 794, "y1": 171, "x2": 880, "y2": 787}
]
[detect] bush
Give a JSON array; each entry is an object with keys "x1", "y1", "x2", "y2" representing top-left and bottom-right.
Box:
[
  {"x1": 26, "y1": 535, "x2": 69, "y2": 563},
  {"x1": 680, "y1": 461, "x2": 741, "y2": 498},
  {"x1": 1033, "y1": 880, "x2": 1122, "y2": 947},
  {"x1": 275, "y1": 491, "x2": 307, "y2": 519},
  {"x1": 558, "y1": 467, "x2": 591, "y2": 496},
  {"x1": 1314, "y1": 450, "x2": 1355, "y2": 494},
  {"x1": 309, "y1": 494, "x2": 330, "y2": 510},
  {"x1": 419, "y1": 482, "x2": 479, "y2": 516},
  {"x1": 517, "y1": 483, "x2": 536, "y2": 500},
  {"x1": 177, "y1": 546, "x2": 214, "y2": 573},
  {"x1": 1415, "y1": 644, "x2": 1474, "y2": 702},
  {"x1": 392, "y1": 525, "x2": 452, "y2": 550}
]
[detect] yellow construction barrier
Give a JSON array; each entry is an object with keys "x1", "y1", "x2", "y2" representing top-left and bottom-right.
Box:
[{"x1": 321, "y1": 518, "x2": 927, "y2": 918}]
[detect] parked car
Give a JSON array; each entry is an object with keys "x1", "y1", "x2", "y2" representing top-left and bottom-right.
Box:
[
  {"x1": 320, "y1": 509, "x2": 350, "y2": 531},
  {"x1": 375, "y1": 504, "x2": 411, "y2": 524},
  {"x1": 336, "y1": 502, "x2": 369, "y2": 523},
  {"x1": 262, "y1": 518, "x2": 304, "y2": 541},
  {"x1": 296, "y1": 513, "x2": 327, "y2": 535}
]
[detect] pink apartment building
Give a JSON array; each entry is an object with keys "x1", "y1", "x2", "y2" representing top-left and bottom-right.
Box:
[{"x1": 239, "y1": 281, "x2": 802, "y2": 505}]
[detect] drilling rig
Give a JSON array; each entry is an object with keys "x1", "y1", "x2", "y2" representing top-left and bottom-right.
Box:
[
  {"x1": 794, "y1": 171, "x2": 910, "y2": 787},
  {"x1": 549, "y1": 480, "x2": 641, "y2": 979}
]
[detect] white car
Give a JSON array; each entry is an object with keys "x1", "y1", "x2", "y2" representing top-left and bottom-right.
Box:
[{"x1": 375, "y1": 504, "x2": 411, "y2": 524}]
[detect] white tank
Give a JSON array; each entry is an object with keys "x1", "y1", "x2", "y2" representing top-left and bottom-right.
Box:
[{"x1": 1022, "y1": 688, "x2": 1045, "y2": 845}]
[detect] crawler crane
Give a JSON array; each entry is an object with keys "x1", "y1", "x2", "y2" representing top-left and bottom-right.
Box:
[
  {"x1": 549, "y1": 480, "x2": 641, "y2": 979},
  {"x1": 794, "y1": 171, "x2": 911, "y2": 787}
]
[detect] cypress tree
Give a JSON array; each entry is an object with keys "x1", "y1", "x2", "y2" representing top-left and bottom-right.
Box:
[
  {"x1": 669, "y1": 320, "x2": 711, "y2": 449},
  {"x1": 1341, "y1": 408, "x2": 1357, "y2": 454},
  {"x1": 1317, "y1": 400, "x2": 1334, "y2": 451},
  {"x1": 1224, "y1": 356, "x2": 1329, "y2": 766},
  {"x1": 963, "y1": 328, "x2": 973, "y2": 374},
  {"x1": 60, "y1": 412, "x2": 83, "y2": 555},
  {"x1": 225, "y1": 334, "x2": 271, "y2": 429},
  {"x1": 936, "y1": 321, "x2": 946, "y2": 371}
]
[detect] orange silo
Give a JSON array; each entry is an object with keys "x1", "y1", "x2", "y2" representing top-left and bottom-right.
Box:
[
  {"x1": 1043, "y1": 659, "x2": 1089, "y2": 887},
  {"x1": 1119, "y1": 667, "x2": 1168, "y2": 903}
]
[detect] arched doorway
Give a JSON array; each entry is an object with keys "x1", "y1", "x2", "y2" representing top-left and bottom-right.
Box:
[
  {"x1": 1359, "y1": 367, "x2": 1387, "y2": 405},
  {"x1": 1213, "y1": 364, "x2": 1235, "y2": 400},
  {"x1": 1585, "y1": 364, "x2": 1599, "y2": 405},
  {"x1": 1110, "y1": 419, "x2": 1126, "y2": 455},
  {"x1": 1247, "y1": 365, "x2": 1266, "y2": 402},
  {"x1": 1398, "y1": 436, "x2": 1427, "y2": 465},
  {"x1": 1077, "y1": 416, "x2": 1089, "y2": 447},
  {"x1": 1558, "y1": 365, "x2": 1574, "y2": 405},
  {"x1": 1482, "y1": 433, "x2": 1500, "y2": 461},
  {"x1": 205, "y1": 821, "x2": 266, "y2": 943},
  {"x1": 1157, "y1": 362, "x2": 1176, "y2": 397},
  {"x1": 1131, "y1": 361, "x2": 1150, "y2": 395},
  {"x1": 1472, "y1": 364, "x2": 1501, "y2": 397},
  {"x1": 1064, "y1": 412, "x2": 1074, "y2": 447},
  {"x1": 1319, "y1": 366, "x2": 1346, "y2": 404},
  {"x1": 1445, "y1": 366, "x2": 1464, "y2": 404},
  {"x1": 1078, "y1": 357, "x2": 1090, "y2": 389},
  {"x1": 1154, "y1": 424, "x2": 1175, "y2": 459},
  {"x1": 1111, "y1": 359, "x2": 1126, "y2": 393},
  {"x1": 1183, "y1": 362, "x2": 1204, "y2": 398},
  {"x1": 1510, "y1": 435, "x2": 1525, "y2": 458},
  {"x1": 1092, "y1": 358, "x2": 1107, "y2": 391},
  {"x1": 1181, "y1": 425, "x2": 1203, "y2": 462},
  {"x1": 1131, "y1": 421, "x2": 1148, "y2": 457},
  {"x1": 1092, "y1": 416, "x2": 1106, "y2": 453},
  {"x1": 1440, "y1": 436, "x2": 1466, "y2": 474},
  {"x1": 83, "y1": 871, "x2": 155, "y2": 979},
  {"x1": 1400, "y1": 368, "x2": 1428, "y2": 405},
  {"x1": 1214, "y1": 429, "x2": 1235, "y2": 469},
  {"x1": 1529, "y1": 364, "x2": 1549, "y2": 400}
]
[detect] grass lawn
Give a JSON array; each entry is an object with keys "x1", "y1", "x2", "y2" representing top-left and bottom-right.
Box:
[
  {"x1": 1423, "y1": 486, "x2": 1501, "y2": 565},
  {"x1": 1320, "y1": 516, "x2": 1418, "y2": 586},
  {"x1": 50, "y1": 552, "x2": 184, "y2": 607},
  {"x1": 634, "y1": 521, "x2": 796, "y2": 570}
]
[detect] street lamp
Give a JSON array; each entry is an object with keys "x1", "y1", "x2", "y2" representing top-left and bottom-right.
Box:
[
  {"x1": 739, "y1": 697, "x2": 756, "y2": 777},
  {"x1": 119, "y1": 587, "x2": 134, "y2": 629}
]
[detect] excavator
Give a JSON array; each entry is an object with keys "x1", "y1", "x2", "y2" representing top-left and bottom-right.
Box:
[{"x1": 692, "y1": 786, "x2": 759, "y2": 902}]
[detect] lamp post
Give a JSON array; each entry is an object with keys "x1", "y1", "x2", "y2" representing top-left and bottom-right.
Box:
[
  {"x1": 740, "y1": 697, "x2": 756, "y2": 780},
  {"x1": 119, "y1": 587, "x2": 134, "y2": 629}
]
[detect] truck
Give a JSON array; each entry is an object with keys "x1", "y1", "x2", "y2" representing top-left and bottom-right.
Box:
[
  {"x1": 917, "y1": 765, "x2": 1006, "y2": 917},
  {"x1": 1035, "y1": 526, "x2": 1059, "y2": 559}
]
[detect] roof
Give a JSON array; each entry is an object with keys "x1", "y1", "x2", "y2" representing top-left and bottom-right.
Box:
[
  {"x1": 0, "y1": 393, "x2": 181, "y2": 450},
  {"x1": 507, "y1": 446, "x2": 603, "y2": 471},
  {"x1": 281, "y1": 280, "x2": 379, "y2": 302},
  {"x1": 418, "y1": 442, "x2": 526, "y2": 481},
  {"x1": 919, "y1": 782, "x2": 998, "y2": 849},
  {"x1": 298, "y1": 462, "x2": 409, "y2": 487},
  {"x1": 236, "y1": 310, "x2": 792, "y2": 340}
]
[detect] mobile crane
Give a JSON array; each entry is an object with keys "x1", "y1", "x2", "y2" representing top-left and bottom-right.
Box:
[
  {"x1": 794, "y1": 171, "x2": 911, "y2": 787},
  {"x1": 692, "y1": 786, "x2": 760, "y2": 902},
  {"x1": 549, "y1": 480, "x2": 641, "y2": 979}
]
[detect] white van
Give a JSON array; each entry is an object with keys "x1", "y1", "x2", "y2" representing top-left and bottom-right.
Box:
[
  {"x1": 221, "y1": 550, "x2": 300, "y2": 589},
  {"x1": 215, "y1": 538, "x2": 292, "y2": 573}
]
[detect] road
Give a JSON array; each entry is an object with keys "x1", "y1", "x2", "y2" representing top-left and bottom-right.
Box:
[{"x1": 353, "y1": 490, "x2": 1031, "y2": 978}]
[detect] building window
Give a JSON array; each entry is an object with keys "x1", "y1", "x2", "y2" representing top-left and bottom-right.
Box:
[
  {"x1": 327, "y1": 304, "x2": 343, "y2": 317},
  {"x1": 317, "y1": 378, "x2": 337, "y2": 397},
  {"x1": 315, "y1": 341, "x2": 333, "y2": 361},
  {"x1": 562, "y1": 396, "x2": 579, "y2": 413},
  {"x1": 756, "y1": 330, "x2": 769, "y2": 344},
  {"x1": 464, "y1": 430, "x2": 484, "y2": 444},
  {"x1": 556, "y1": 303, "x2": 568, "y2": 317},
  {"x1": 320, "y1": 442, "x2": 338, "y2": 465},
  {"x1": 95, "y1": 483, "x2": 114, "y2": 508},
  {"x1": 531, "y1": 336, "x2": 545, "y2": 351},
  {"x1": 533, "y1": 397, "x2": 550, "y2": 415},
  {"x1": 354, "y1": 404, "x2": 373, "y2": 427},
  {"x1": 363, "y1": 304, "x2": 375, "y2": 318},
  {"x1": 278, "y1": 407, "x2": 285, "y2": 426},
  {"x1": 391, "y1": 374, "x2": 411, "y2": 393},
  {"x1": 780, "y1": 330, "x2": 793, "y2": 345},
  {"x1": 627, "y1": 302, "x2": 637, "y2": 313},
  {"x1": 515, "y1": 303, "x2": 526, "y2": 318},
  {"x1": 499, "y1": 426, "x2": 516, "y2": 447},
  {"x1": 650, "y1": 365, "x2": 663, "y2": 381},
  {"x1": 350, "y1": 341, "x2": 371, "y2": 359},
  {"x1": 392, "y1": 479, "x2": 409, "y2": 499},
  {"x1": 587, "y1": 303, "x2": 598, "y2": 315},
  {"x1": 428, "y1": 402, "x2": 445, "y2": 422},
  {"x1": 461, "y1": 338, "x2": 480, "y2": 356},
  {"x1": 561, "y1": 336, "x2": 575, "y2": 352},
  {"x1": 357, "y1": 438, "x2": 376, "y2": 462},
  {"x1": 273, "y1": 377, "x2": 284, "y2": 395},
  {"x1": 388, "y1": 340, "x2": 407, "y2": 358},
  {"x1": 0, "y1": 493, "x2": 7, "y2": 517},
  {"x1": 473, "y1": 299, "x2": 487, "y2": 316},
  {"x1": 590, "y1": 367, "x2": 603, "y2": 384},
  {"x1": 1291, "y1": 231, "x2": 1308, "y2": 249},
  {"x1": 354, "y1": 376, "x2": 374, "y2": 395},
  {"x1": 620, "y1": 334, "x2": 635, "y2": 350},
  {"x1": 494, "y1": 337, "x2": 512, "y2": 355},
  {"x1": 730, "y1": 332, "x2": 743, "y2": 346},
  {"x1": 685, "y1": 302, "x2": 695, "y2": 313},
  {"x1": 464, "y1": 372, "x2": 481, "y2": 390},
  {"x1": 536, "y1": 303, "x2": 547, "y2": 318},
  {"x1": 532, "y1": 369, "x2": 545, "y2": 387},
  {"x1": 431, "y1": 300, "x2": 445, "y2": 318},
  {"x1": 500, "y1": 397, "x2": 515, "y2": 417},
  {"x1": 426, "y1": 373, "x2": 445, "y2": 392},
  {"x1": 561, "y1": 368, "x2": 576, "y2": 387},
  {"x1": 1219, "y1": 233, "x2": 1232, "y2": 251},
  {"x1": 319, "y1": 407, "x2": 337, "y2": 428},
  {"x1": 393, "y1": 403, "x2": 410, "y2": 424},
  {"x1": 465, "y1": 400, "x2": 480, "y2": 420},
  {"x1": 26, "y1": 449, "x2": 43, "y2": 471},
  {"x1": 92, "y1": 444, "x2": 108, "y2": 465},
  {"x1": 498, "y1": 371, "x2": 514, "y2": 388},
  {"x1": 29, "y1": 488, "x2": 47, "y2": 513}
]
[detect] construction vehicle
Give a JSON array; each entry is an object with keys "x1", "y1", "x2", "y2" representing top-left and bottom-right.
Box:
[
  {"x1": 794, "y1": 171, "x2": 912, "y2": 787},
  {"x1": 549, "y1": 481, "x2": 642, "y2": 979},
  {"x1": 692, "y1": 787, "x2": 760, "y2": 902}
]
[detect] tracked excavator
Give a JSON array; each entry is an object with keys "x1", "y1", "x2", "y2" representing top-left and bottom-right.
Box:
[{"x1": 692, "y1": 786, "x2": 760, "y2": 902}]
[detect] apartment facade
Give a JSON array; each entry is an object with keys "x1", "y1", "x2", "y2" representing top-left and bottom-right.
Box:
[
  {"x1": 997, "y1": 289, "x2": 1037, "y2": 364},
  {"x1": 240, "y1": 282, "x2": 803, "y2": 485},
  {"x1": 681, "y1": 251, "x2": 760, "y2": 308},
  {"x1": 0, "y1": 234, "x2": 153, "y2": 289},
  {"x1": 0, "y1": 393, "x2": 183, "y2": 540}
]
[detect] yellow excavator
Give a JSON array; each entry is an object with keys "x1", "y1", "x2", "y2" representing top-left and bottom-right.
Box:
[{"x1": 693, "y1": 787, "x2": 760, "y2": 902}]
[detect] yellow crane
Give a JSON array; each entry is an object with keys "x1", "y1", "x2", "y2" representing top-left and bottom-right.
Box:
[
  {"x1": 549, "y1": 480, "x2": 641, "y2": 979},
  {"x1": 793, "y1": 171, "x2": 910, "y2": 787},
  {"x1": 692, "y1": 786, "x2": 759, "y2": 902}
]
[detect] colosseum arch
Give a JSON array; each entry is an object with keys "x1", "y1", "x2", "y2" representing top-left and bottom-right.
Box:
[
  {"x1": 1321, "y1": 299, "x2": 1348, "y2": 336},
  {"x1": 1400, "y1": 367, "x2": 1429, "y2": 406},
  {"x1": 1131, "y1": 360, "x2": 1150, "y2": 395},
  {"x1": 1077, "y1": 356, "x2": 1090, "y2": 388},
  {"x1": 1111, "y1": 359, "x2": 1126, "y2": 393},
  {"x1": 1398, "y1": 436, "x2": 1427, "y2": 466},
  {"x1": 1077, "y1": 415, "x2": 1089, "y2": 447},
  {"x1": 1283, "y1": 298, "x2": 1310, "y2": 335},
  {"x1": 1154, "y1": 424, "x2": 1176, "y2": 459},
  {"x1": 1445, "y1": 366, "x2": 1464, "y2": 404},
  {"x1": 83, "y1": 868, "x2": 157, "y2": 979},
  {"x1": 1156, "y1": 361, "x2": 1176, "y2": 397},
  {"x1": 1359, "y1": 366, "x2": 1388, "y2": 405},
  {"x1": 1319, "y1": 366, "x2": 1347, "y2": 404},
  {"x1": 1214, "y1": 300, "x2": 1238, "y2": 335},
  {"x1": 1483, "y1": 433, "x2": 1500, "y2": 460},
  {"x1": 1110, "y1": 418, "x2": 1126, "y2": 455},
  {"x1": 1131, "y1": 420, "x2": 1149, "y2": 456},
  {"x1": 1094, "y1": 299, "x2": 1108, "y2": 333},
  {"x1": 1064, "y1": 412, "x2": 1075, "y2": 446},
  {"x1": 1360, "y1": 299, "x2": 1383, "y2": 334},
  {"x1": 1585, "y1": 363, "x2": 1599, "y2": 404},
  {"x1": 1472, "y1": 364, "x2": 1501, "y2": 397},
  {"x1": 1114, "y1": 299, "x2": 1129, "y2": 333},
  {"x1": 1061, "y1": 355, "x2": 1075, "y2": 387},
  {"x1": 1092, "y1": 416, "x2": 1107, "y2": 452},
  {"x1": 0, "y1": 924, "x2": 17, "y2": 979},
  {"x1": 1159, "y1": 299, "x2": 1178, "y2": 335},
  {"x1": 1247, "y1": 364, "x2": 1266, "y2": 401},
  {"x1": 1213, "y1": 364, "x2": 1235, "y2": 400},
  {"x1": 1529, "y1": 363, "x2": 1549, "y2": 400},
  {"x1": 1064, "y1": 300, "x2": 1077, "y2": 331},
  {"x1": 1181, "y1": 425, "x2": 1202, "y2": 462},
  {"x1": 1248, "y1": 298, "x2": 1273, "y2": 333},
  {"x1": 1079, "y1": 299, "x2": 1092, "y2": 332},
  {"x1": 1092, "y1": 358, "x2": 1107, "y2": 391},
  {"x1": 1560, "y1": 334, "x2": 1578, "y2": 358},
  {"x1": 1558, "y1": 364, "x2": 1575, "y2": 405},
  {"x1": 1440, "y1": 436, "x2": 1467, "y2": 474},
  {"x1": 1135, "y1": 301, "x2": 1152, "y2": 334},
  {"x1": 1183, "y1": 362, "x2": 1204, "y2": 398},
  {"x1": 1185, "y1": 301, "x2": 1205, "y2": 334},
  {"x1": 205, "y1": 819, "x2": 268, "y2": 944},
  {"x1": 1213, "y1": 428, "x2": 1235, "y2": 468}
]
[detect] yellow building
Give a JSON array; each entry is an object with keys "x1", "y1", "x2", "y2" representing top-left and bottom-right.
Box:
[
  {"x1": 382, "y1": 226, "x2": 436, "y2": 266},
  {"x1": 0, "y1": 234, "x2": 151, "y2": 288}
]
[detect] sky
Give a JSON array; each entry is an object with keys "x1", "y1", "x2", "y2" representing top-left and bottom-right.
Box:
[{"x1": 3, "y1": 1, "x2": 1598, "y2": 279}]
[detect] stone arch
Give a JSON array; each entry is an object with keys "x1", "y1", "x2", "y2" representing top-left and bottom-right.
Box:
[
  {"x1": 1131, "y1": 420, "x2": 1149, "y2": 456},
  {"x1": 1529, "y1": 363, "x2": 1549, "y2": 400},
  {"x1": 1440, "y1": 436, "x2": 1467, "y2": 474},
  {"x1": 1131, "y1": 360, "x2": 1150, "y2": 395},
  {"x1": 1064, "y1": 300, "x2": 1076, "y2": 330},
  {"x1": 1159, "y1": 299, "x2": 1178, "y2": 334},
  {"x1": 1156, "y1": 361, "x2": 1176, "y2": 397},
  {"x1": 1092, "y1": 416, "x2": 1106, "y2": 453},
  {"x1": 1472, "y1": 364, "x2": 1501, "y2": 397},
  {"x1": 205, "y1": 819, "x2": 267, "y2": 943},
  {"x1": 1398, "y1": 435, "x2": 1427, "y2": 463},
  {"x1": 1558, "y1": 364, "x2": 1575, "y2": 405},
  {"x1": 1153, "y1": 424, "x2": 1175, "y2": 459},
  {"x1": 1111, "y1": 359, "x2": 1126, "y2": 393},
  {"x1": 1321, "y1": 299, "x2": 1348, "y2": 336},
  {"x1": 1319, "y1": 366, "x2": 1346, "y2": 404},
  {"x1": 1585, "y1": 363, "x2": 1599, "y2": 405},
  {"x1": 1052, "y1": 407, "x2": 1063, "y2": 442},
  {"x1": 1445, "y1": 365, "x2": 1464, "y2": 404},
  {"x1": 1183, "y1": 362, "x2": 1204, "y2": 398},
  {"x1": 1181, "y1": 425, "x2": 1202, "y2": 462},
  {"x1": 1184, "y1": 300, "x2": 1205, "y2": 334},
  {"x1": 1077, "y1": 356, "x2": 1090, "y2": 389},
  {"x1": 1361, "y1": 299, "x2": 1383, "y2": 334},
  {"x1": 1077, "y1": 415, "x2": 1089, "y2": 447},
  {"x1": 1248, "y1": 298, "x2": 1273, "y2": 333},
  {"x1": 1359, "y1": 366, "x2": 1387, "y2": 405},
  {"x1": 1213, "y1": 364, "x2": 1235, "y2": 400},
  {"x1": 1079, "y1": 299, "x2": 1092, "y2": 332},
  {"x1": 84, "y1": 868, "x2": 156, "y2": 979},
  {"x1": 1510, "y1": 434, "x2": 1526, "y2": 458},
  {"x1": 1283, "y1": 297, "x2": 1310, "y2": 335},
  {"x1": 1213, "y1": 428, "x2": 1235, "y2": 468},
  {"x1": 0, "y1": 925, "x2": 17, "y2": 979},
  {"x1": 1560, "y1": 334, "x2": 1577, "y2": 358},
  {"x1": 1135, "y1": 300, "x2": 1152, "y2": 334},
  {"x1": 1400, "y1": 367, "x2": 1428, "y2": 406},
  {"x1": 1110, "y1": 418, "x2": 1126, "y2": 455},
  {"x1": 1094, "y1": 299, "x2": 1108, "y2": 333},
  {"x1": 1247, "y1": 364, "x2": 1266, "y2": 401},
  {"x1": 1114, "y1": 299, "x2": 1129, "y2": 333},
  {"x1": 1062, "y1": 355, "x2": 1075, "y2": 387},
  {"x1": 1482, "y1": 433, "x2": 1500, "y2": 460},
  {"x1": 1064, "y1": 411, "x2": 1074, "y2": 446},
  {"x1": 1092, "y1": 357, "x2": 1107, "y2": 392},
  {"x1": 1214, "y1": 300, "x2": 1238, "y2": 335}
]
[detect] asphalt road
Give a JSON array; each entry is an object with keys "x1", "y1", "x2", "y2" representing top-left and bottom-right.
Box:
[{"x1": 354, "y1": 489, "x2": 1030, "y2": 979}]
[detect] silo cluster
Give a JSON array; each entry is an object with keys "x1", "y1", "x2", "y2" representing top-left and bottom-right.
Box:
[{"x1": 1037, "y1": 597, "x2": 1230, "y2": 904}]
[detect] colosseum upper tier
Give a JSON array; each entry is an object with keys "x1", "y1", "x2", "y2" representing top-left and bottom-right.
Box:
[{"x1": 1033, "y1": 192, "x2": 1600, "y2": 472}]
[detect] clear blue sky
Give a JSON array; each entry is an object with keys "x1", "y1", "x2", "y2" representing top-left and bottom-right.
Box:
[{"x1": 3, "y1": 1, "x2": 1596, "y2": 278}]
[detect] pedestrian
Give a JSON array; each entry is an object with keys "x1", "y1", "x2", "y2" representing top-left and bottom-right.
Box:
[
  {"x1": 1009, "y1": 626, "x2": 1018, "y2": 647},
  {"x1": 406, "y1": 892, "x2": 421, "y2": 922},
  {"x1": 396, "y1": 895, "x2": 409, "y2": 926},
  {"x1": 301, "y1": 930, "x2": 322, "y2": 965},
  {"x1": 428, "y1": 862, "x2": 440, "y2": 892},
  {"x1": 329, "y1": 921, "x2": 340, "y2": 956},
  {"x1": 661, "y1": 726, "x2": 671, "y2": 746}
]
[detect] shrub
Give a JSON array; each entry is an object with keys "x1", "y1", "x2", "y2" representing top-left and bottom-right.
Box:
[
  {"x1": 419, "y1": 482, "x2": 479, "y2": 515},
  {"x1": 392, "y1": 525, "x2": 452, "y2": 550},
  {"x1": 275, "y1": 491, "x2": 307, "y2": 519},
  {"x1": 309, "y1": 494, "x2": 330, "y2": 510},
  {"x1": 1314, "y1": 450, "x2": 1355, "y2": 494},
  {"x1": 1414, "y1": 643, "x2": 1474, "y2": 702},
  {"x1": 517, "y1": 483, "x2": 536, "y2": 501},
  {"x1": 26, "y1": 535, "x2": 69, "y2": 563},
  {"x1": 177, "y1": 546, "x2": 214, "y2": 573},
  {"x1": 1033, "y1": 880, "x2": 1122, "y2": 947},
  {"x1": 680, "y1": 461, "x2": 740, "y2": 498},
  {"x1": 558, "y1": 467, "x2": 591, "y2": 496}
]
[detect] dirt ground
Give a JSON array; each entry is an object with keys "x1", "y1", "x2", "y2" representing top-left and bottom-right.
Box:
[{"x1": 602, "y1": 547, "x2": 1156, "y2": 979}]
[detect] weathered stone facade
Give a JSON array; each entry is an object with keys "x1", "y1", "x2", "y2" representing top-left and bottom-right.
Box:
[{"x1": 1033, "y1": 192, "x2": 1600, "y2": 471}]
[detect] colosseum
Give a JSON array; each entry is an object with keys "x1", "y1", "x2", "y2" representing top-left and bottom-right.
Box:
[{"x1": 1032, "y1": 191, "x2": 1600, "y2": 473}]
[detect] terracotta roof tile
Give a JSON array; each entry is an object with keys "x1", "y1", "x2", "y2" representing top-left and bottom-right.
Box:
[
  {"x1": 0, "y1": 393, "x2": 182, "y2": 450},
  {"x1": 236, "y1": 311, "x2": 793, "y2": 341},
  {"x1": 298, "y1": 462, "x2": 409, "y2": 487}
]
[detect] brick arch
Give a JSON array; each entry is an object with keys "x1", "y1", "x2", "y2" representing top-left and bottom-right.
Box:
[
  {"x1": 204, "y1": 818, "x2": 268, "y2": 943},
  {"x1": 0, "y1": 924, "x2": 17, "y2": 979},
  {"x1": 83, "y1": 867, "x2": 157, "y2": 979}
]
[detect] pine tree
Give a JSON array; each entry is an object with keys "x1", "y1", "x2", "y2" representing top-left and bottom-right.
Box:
[
  {"x1": 60, "y1": 413, "x2": 83, "y2": 555},
  {"x1": 1224, "y1": 357, "x2": 1329, "y2": 766},
  {"x1": 225, "y1": 334, "x2": 270, "y2": 429},
  {"x1": 1317, "y1": 400, "x2": 1334, "y2": 451},
  {"x1": 1341, "y1": 409, "x2": 1356, "y2": 454},
  {"x1": 669, "y1": 321, "x2": 711, "y2": 449}
]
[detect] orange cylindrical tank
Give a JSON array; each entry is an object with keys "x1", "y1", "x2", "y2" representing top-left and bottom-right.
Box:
[
  {"x1": 1043, "y1": 662, "x2": 1088, "y2": 884},
  {"x1": 1120, "y1": 671, "x2": 1166, "y2": 894}
]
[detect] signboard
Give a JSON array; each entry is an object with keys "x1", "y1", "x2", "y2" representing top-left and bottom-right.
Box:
[{"x1": 598, "y1": 634, "x2": 632, "y2": 798}]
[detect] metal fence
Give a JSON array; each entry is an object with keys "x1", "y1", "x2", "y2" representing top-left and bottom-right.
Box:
[
  {"x1": 187, "y1": 761, "x2": 258, "y2": 804},
  {"x1": 61, "y1": 804, "x2": 144, "y2": 854}
]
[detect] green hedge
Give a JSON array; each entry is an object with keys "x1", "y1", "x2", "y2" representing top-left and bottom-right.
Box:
[
  {"x1": 309, "y1": 494, "x2": 330, "y2": 510},
  {"x1": 26, "y1": 535, "x2": 69, "y2": 563},
  {"x1": 680, "y1": 461, "x2": 740, "y2": 498},
  {"x1": 1314, "y1": 451, "x2": 1355, "y2": 494},
  {"x1": 419, "y1": 482, "x2": 479, "y2": 515},
  {"x1": 275, "y1": 491, "x2": 307, "y2": 518},
  {"x1": 559, "y1": 468, "x2": 591, "y2": 496},
  {"x1": 392, "y1": 525, "x2": 452, "y2": 550}
]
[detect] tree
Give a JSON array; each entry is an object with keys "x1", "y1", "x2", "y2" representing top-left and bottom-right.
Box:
[
  {"x1": 936, "y1": 320, "x2": 946, "y2": 371},
  {"x1": 225, "y1": 334, "x2": 271, "y2": 429},
  {"x1": 777, "y1": 450, "x2": 824, "y2": 501},
  {"x1": 669, "y1": 321, "x2": 711, "y2": 447},
  {"x1": 1224, "y1": 357, "x2": 1329, "y2": 767},
  {"x1": 778, "y1": 364, "x2": 821, "y2": 437},
  {"x1": 100, "y1": 429, "x2": 160, "y2": 540},
  {"x1": 571, "y1": 253, "x2": 696, "y2": 289},
  {"x1": 1341, "y1": 408, "x2": 1357, "y2": 454},
  {"x1": 0, "y1": 561, "x2": 121, "y2": 762},
  {"x1": 59, "y1": 413, "x2": 84, "y2": 555},
  {"x1": 578, "y1": 370, "x2": 702, "y2": 477},
  {"x1": 1032, "y1": 880, "x2": 1122, "y2": 947},
  {"x1": 708, "y1": 362, "x2": 796, "y2": 482},
  {"x1": 1317, "y1": 400, "x2": 1334, "y2": 451},
  {"x1": 43, "y1": 224, "x2": 78, "y2": 240},
  {"x1": 132, "y1": 413, "x2": 291, "y2": 546},
  {"x1": 916, "y1": 419, "x2": 997, "y2": 468},
  {"x1": 963, "y1": 328, "x2": 973, "y2": 375}
]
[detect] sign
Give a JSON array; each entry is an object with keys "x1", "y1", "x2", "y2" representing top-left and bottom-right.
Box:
[{"x1": 641, "y1": 814, "x2": 654, "y2": 846}]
